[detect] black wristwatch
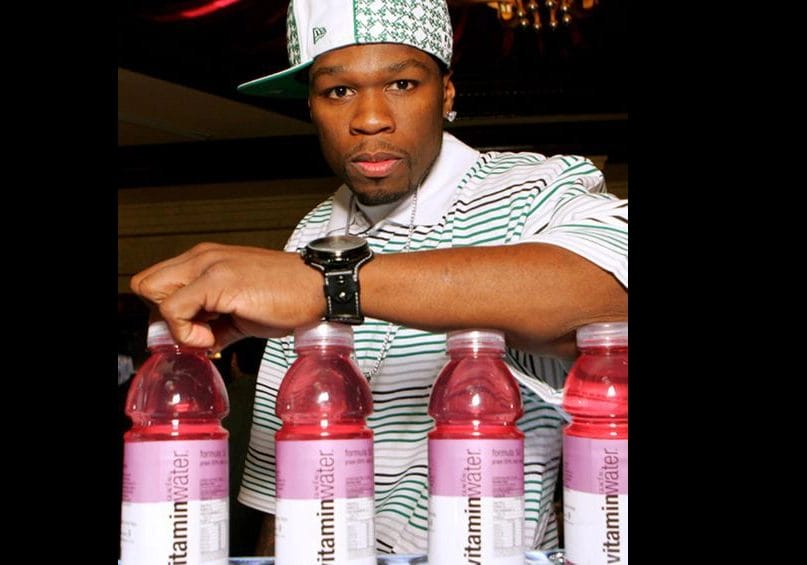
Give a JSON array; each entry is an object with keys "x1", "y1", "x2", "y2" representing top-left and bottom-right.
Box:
[{"x1": 300, "y1": 235, "x2": 374, "y2": 324}]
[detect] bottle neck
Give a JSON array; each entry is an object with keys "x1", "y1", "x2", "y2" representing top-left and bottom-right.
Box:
[
  {"x1": 149, "y1": 343, "x2": 209, "y2": 355},
  {"x1": 295, "y1": 345, "x2": 353, "y2": 356},
  {"x1": 579, "y1": 345, "x2": 628, "y2": 355},
  {"x1": 448, "y1": 347, "x2": 504, "y2": 359}
]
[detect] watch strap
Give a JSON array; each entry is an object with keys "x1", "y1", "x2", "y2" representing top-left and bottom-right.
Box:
[
  {"x1": 322, "y1": 267, "x2": 363, "y2": 324},
  {"x1": 307, "y1": 250, "x2": 373, "y2": 325}
]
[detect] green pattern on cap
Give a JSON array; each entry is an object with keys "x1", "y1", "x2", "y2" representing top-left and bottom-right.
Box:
[
  {"x1": 287, "y1": 5, "x2": 301, "y2": 66},
  {"x1": 354, "y1": 0, "x2": 452, "y2": 67}
]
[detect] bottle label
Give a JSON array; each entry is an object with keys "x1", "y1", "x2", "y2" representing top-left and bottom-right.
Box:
[
  {"x1": 120, "y1": 438, "x2": 228, "y2": 565},
  {"x1": 563, "y1": 436, "x2": 628, "y2": 565},
  {"x1": 428, "y1": 438, "x2": 524, "y2": 565},
  {"x1": 275, "y1": 438, "x2": 375, "y2": 564}
]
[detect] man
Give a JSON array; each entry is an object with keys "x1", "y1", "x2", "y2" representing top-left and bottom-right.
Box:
[{"x1": 131, "y1": 0, "x2": 628, "y2": 555}]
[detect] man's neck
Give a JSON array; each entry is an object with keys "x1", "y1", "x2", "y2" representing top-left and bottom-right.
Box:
[{"x1": 355, "y1": 198, "x2": 404, "y2": 225}]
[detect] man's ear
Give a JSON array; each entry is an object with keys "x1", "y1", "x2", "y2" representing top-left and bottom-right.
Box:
[{"x1": 442, "y1": 71, "x2": 456, "y2": 116}]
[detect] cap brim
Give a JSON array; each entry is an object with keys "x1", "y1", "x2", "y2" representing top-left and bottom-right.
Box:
[{"x1": 237, "y1": 60, "x2": 312, "y2": 98}]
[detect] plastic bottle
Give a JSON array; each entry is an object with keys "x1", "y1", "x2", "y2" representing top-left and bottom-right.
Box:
[
  {"x1": 427, "y1": 329, "x2": 525, "y2": 565},
  {"x1": 562, "y1": 321, "x2": 628, "y2": 565},
  {"x1": 120, "y1": 321, "x2": 230, "y2": 565},
  {"x1": 274, "y1": 321, "x2": 375, "y2": 565}
]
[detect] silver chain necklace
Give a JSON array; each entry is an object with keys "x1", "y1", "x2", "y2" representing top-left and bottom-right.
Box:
[{"x1": 345, "y1": 187, "x2": 418, "y2": 381}]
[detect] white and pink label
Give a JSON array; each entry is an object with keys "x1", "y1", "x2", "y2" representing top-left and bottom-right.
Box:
[
  {"x1": 428, "y1": 438, "x2": 525, "y2": 565},
  {"x1": 120, "y1": 438, "x2": 229, "y2": 565},
  {"x1": 275, "y1": 438, "x2": 375, "y2": 565},
  {"x1": 563, "y1": 436, "x2": 628, "y2": 565}
]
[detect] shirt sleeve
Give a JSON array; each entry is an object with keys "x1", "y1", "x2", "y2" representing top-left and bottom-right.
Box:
[{"x1": 516, "y1": 155, "x2": 628, "y2": 289}]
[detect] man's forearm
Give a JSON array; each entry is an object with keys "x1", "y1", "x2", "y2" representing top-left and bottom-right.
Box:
[
  {"x1": 361, "y1": 242, "x2": 627, "y2": 358},
  {"x1": 130, "y1": 242, "x2": 626, "y2": 356}
]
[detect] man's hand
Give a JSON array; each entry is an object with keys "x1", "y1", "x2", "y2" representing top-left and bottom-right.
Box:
[{"x1": 131, "y1": 242, "x2": 325, "y2": 351}]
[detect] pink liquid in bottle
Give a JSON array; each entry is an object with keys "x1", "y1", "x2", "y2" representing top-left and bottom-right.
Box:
[
  {"x1": 121, "y1": 321, "x2": 230, "y2": 565},
  {"x1": 274, "y1": 322, "x2": 375, "y2": 565},
  {"x1": 562, "y1": 321, "x2": 628, "y2": 565},
  {"x1": 428, "y1": 329, "x2": 525, "y2": 565}
]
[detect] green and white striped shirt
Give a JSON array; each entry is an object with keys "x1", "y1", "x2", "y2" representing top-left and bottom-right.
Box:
[{"x1": 238, "y1": 132, "x2": 628, "y2": 553}]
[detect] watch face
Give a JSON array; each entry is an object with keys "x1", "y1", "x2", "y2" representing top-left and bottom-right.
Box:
[
  {"x1": 308, "y1": 235, "x2": 366, "y2": 253},
  {"x1": 306, "y1": 235, "x2": 370, "y2": 262}
]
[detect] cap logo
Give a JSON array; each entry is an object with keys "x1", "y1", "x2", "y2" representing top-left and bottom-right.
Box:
[{"x1": 313, "y1": 26, "x2": 327, "y2": 44}]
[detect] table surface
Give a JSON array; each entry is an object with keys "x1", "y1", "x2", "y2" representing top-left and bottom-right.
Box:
[{"x1": 120, "y1": 551, "x2": 565, "y2": 564}]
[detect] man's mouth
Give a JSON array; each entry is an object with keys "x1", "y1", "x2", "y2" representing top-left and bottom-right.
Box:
[{"x1": 350, "y1": 152, "x2": 403, "y2": 178}]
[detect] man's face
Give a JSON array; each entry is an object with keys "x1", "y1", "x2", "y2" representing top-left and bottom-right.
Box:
[{"x1": 308, "y1": 43, "x2": 455, "y2": 206}]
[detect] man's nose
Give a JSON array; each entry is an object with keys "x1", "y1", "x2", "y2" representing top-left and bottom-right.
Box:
[{"x1": 349, "y1": 90, "x2": 394, "y2": 135}]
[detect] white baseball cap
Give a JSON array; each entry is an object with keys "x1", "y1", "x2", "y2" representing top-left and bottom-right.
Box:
[{"x1": 237, "y1": 0, "x2": 454, "y2": 98}]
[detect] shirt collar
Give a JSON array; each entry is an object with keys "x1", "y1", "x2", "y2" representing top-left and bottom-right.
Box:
[{"x1": 326, "y1": 132, "x2": 480, "y2": 235}]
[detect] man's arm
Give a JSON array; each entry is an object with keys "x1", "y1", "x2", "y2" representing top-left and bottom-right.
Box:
[
  {"x1": 362, "y1": 242, "x2": 626, "y2": 359},
  {"x1": 131, "y1": 240, "x2": 625, "y2": 358}
]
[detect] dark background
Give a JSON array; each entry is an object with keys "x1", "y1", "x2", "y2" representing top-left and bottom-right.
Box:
[
  {"x1": 119, "y1": 0, "x2": 628, "y2": 187},
  {"x1": 115, "y1": 0, "x2": 631, "y2": 558}
]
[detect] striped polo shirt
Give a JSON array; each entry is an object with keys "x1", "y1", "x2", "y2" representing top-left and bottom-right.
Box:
[{"x1": 237, "y1": 132, "x2": 629, "y2": 553}]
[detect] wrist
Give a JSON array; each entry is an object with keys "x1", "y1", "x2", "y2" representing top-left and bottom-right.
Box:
[
  {"x1": 300, "y1": 258, "x2": 328, "y2": 321},
  {"x1": 300, "y1": 235, "x2": 374, "y2": 324}
]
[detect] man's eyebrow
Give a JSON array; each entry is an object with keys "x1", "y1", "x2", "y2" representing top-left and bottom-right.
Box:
[
  {"x1": 310, "y1": 65, "x2": 345, "y2": 81},
  {"x1": 386, "y1": 58, "x2": 434, "y2": 74},
  {"x1": 310, "y1": 58, "x2": 434, "y2": 81}
]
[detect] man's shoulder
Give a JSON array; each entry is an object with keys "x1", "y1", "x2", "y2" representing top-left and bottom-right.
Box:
[
  {"x1": 477, "y1": 149, "x2": 596, "y2": 174},
  {"x1": 467, "y1": 150, "x2": 604, "y2": 191},
  {"x1": 284, "y1": 194, "x2": 339, "y2": 251},
  {"x1": 298, "y1": 194, "x2": 338, "y2": 224}
]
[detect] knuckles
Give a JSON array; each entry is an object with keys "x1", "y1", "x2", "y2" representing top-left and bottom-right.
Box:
[
  {"x1": 189, "y1": 241, "x2": 223, "y2": 254},
  {"x1": 130, "y1": 271, "x2": 157, "y2": 300},
  {"x1": 157, "y1": 299, "x2": 183, "y2": 323}
]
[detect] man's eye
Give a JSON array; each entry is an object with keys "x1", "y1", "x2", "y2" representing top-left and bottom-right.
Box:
[
  {"x1": 326, "y1": 86, "x2": 352, "y2": 98},
  {"x1": 389, "y1": 80, "x2": 416, "y2": 91}
]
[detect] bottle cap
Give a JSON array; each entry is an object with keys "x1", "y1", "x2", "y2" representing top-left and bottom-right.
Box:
[
  {"x1": 576, "y1": 321, "x2": 628, "y2": 348},
  {"x1": 146, "y1": 320, "x2": 177, "y2": 348},
  {"x1": 446, "y1": 329, "x2": 506, "y2": 352},
  {"x1": 294, "y1": 321, "x2": 354, "y2": 349}
]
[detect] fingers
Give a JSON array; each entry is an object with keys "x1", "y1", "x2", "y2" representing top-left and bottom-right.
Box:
[
  {"x1": 130, "y1": 242, "x2": 229, "y2": 303},
  {"x1": 156, "y1": 286, "x2": 293, "y2": 352},
  {"x1": 156, "y1": 266, "x2": 236, "y2": 349},
  {"x1": 208, "y1": 317, "x2": 248, "y2": 354},
  {"x1": 130, "y1": 243, "x2": 318, "y2": 349}
]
